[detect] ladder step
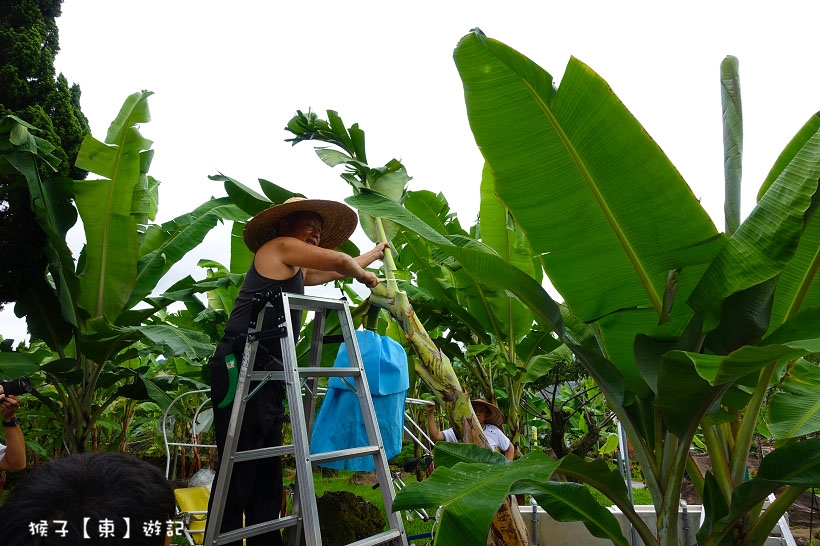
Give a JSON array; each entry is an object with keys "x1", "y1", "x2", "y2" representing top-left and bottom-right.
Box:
[
  {"x1": 286, "y1": 293, "x2": 348, "y2": 311},
  {"x1": 217, "y1": 515, "x2": 299, "y2": 543},
  {"x1": 311, "y1": 446, "x2": 381, "y2": 465},
  {"x1": 248, "y1": 368, "x2": 362, "y2": 380},
  {"x1": 232, "y1": 444, "x2": 295, "y2": 463},
  {"x1": 298, "y1": 367, "x2": 361, "y2": 378},
  {"x1": 345, "y1": 529, "x2": 404, "y2": 546},
  {"x1": 249, "y1": 371, "x2": 286, "y2": 382}
]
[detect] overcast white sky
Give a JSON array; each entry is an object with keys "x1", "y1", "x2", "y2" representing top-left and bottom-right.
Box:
[{"x1": 3, "y1": 0, "x2": 820, "y2": 343}]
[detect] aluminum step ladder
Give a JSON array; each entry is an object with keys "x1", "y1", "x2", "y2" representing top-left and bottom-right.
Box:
[{"x1": 203, "y1": 288, "x2": 408, "y2": 546}]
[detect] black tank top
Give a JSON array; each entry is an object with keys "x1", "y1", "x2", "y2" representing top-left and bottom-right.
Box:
[{"x1": 223, "y1": 261, "x2": 304, "y2": 359}]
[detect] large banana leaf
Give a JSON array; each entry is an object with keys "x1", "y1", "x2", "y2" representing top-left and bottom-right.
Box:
[
  {"x1": 74, "y1": 91, "x2": 154, "y2": 321},
  {"x1": 688, "y1": 115, "x2": 820, "y2": 332},
  {"x1": 453, "y1": 30, "x2": 722, "y2": 393},
  {"x1": 752, "y1": 436, "x2": 820, "y2": 486},
  {"x1": 286, "y1": 109, "x2": 409, "y2": 243},
  {"x1": 0, "y1": 351, "x2": 41, "y2": 377},
  {"x1": 401, "y1": 190, "x2": 511, "y2": 343},
  {"x1": 700, "y1": 438, "x2": 820, "y2": 546},
  {"x1": 0, "y1": 115, "x2": 61, "y2": 173},
  {"x1": 210, "y1": 173, "x2": 293, "y2": 216},
  {"x1": 767, "y1": 357, "x2": 820, "y2": 439},
  {"x1": 210, "y1": 173, "x2": 299, "y2": 273},
  {"x1": 2, "y1": 116, "x2": 79, "y2": 342},
  {"x1": 396, "y1": 229, "x2": 492, "y2": 343},
  {"x1": 755, "y1": 114, "x2": 820, "y2": 331},
  {"x1": 359, "y1": 159, "x2": 410, "y2": 243},
  {"x1": 654, "y1": 351, "x2": 724, "y2": 437},
  {"x1": 656, "y1": 336, "x2": 820, "y2": 439},
  {"x1": 125, "y1": 197, "x2": 247, "y2": 308},
  {"x1": 479, "y1": 163, "x2": 537, "y2": 341},
  {"x1": 137, "y1": 324, "x2": 214, "y2": 359},
  {"x1": 347, "y1": 190, "x2": 627, "y2": 408},
  {"x1": 394, "y1": 444, "x2": 629, "y2": 546}
]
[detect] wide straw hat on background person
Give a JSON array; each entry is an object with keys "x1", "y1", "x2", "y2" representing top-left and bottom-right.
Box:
[
  {"x1": 243, "y1": 197, "x2": 358, "y2": 252},
  {"x1": 471, "y1": 399, "x2": 504, "y2": 427}
]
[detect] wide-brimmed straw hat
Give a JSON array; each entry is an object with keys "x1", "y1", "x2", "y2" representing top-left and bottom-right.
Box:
[
  {"x1": 472, "y1": 399, "x2": 504, "y2": 427},
  {"x1": 243, "y1": 197, "x2": 358, "y2": 252}
]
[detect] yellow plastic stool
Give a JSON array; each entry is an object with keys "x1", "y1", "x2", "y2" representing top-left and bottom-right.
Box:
[{"x1": 174, "y1": 486, "x2": 210, "y2": 545}]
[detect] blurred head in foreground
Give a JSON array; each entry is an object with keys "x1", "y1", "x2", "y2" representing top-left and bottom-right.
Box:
[{"x1": 0, "y1": 451, "x2": 175, "y2": 546}]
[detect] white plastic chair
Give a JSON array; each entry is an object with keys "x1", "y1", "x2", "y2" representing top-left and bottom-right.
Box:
[{"x1": 161, "y1": 388, "x2": 217, "y2": 545}]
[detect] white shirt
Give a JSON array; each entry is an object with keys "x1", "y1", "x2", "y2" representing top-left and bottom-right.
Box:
[
  {"x1": 0, "y1": 442, "x2": 6, "y2": 463},
  {"x1": 442, "y1": 424, "x2": 511, "y2": 454}
]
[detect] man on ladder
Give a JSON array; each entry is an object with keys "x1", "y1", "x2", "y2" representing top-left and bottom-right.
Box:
[{"x1": 208, "y1": 196, "x2": 389, "y2": 546}]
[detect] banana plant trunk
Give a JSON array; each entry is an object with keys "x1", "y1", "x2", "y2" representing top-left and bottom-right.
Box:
[{"x1": 370, "y1": 283, "x2": 529, "y2": 546}]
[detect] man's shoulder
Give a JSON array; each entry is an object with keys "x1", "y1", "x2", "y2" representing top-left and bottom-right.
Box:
[
  {"x1": 258, "y1": 236, "x2": 299, "y2": 253},
  {"x1": 484, "y1": 425, "x2": 509, "y2": 441}
]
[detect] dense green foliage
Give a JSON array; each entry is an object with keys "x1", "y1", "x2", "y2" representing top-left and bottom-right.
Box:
[
  {"x1": 378, "y1": 30, "x2": 820, "y2": 546},
  {"x1": 5, "y1": 15, "x2": 820, "y2": 546},
  {"x1": 285, "y1": 111, "x2": 600, "y2": 461},
  {"x1": 0, "y1": 0, "x2": 89, "y2": 315},
  {"x1": 0, "y1": 92, "x2": 241, "y2": 454}
]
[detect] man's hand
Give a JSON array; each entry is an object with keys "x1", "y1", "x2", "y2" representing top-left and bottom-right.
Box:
[
  {"x1": 347, "y1": 241, "x2": 390, "y2": 288},
  {"x1": 358, "y1": 242, "x2": 390, "y2": 267},
  {"x1": 357, "y1": 270, "x2": 380, "y2": 288},
  {"x1": 0, "y1": 394, "x2": 20, "y2": 421},
  {"x1": 426, "y1": 403, "x2": 445, "y2": 441},
  {"x1": 0, "y1": 394, "x2": 25, "y2": 472},
  {"x1": 372, "y1": 242, "x2": 389, "y2": 259}
]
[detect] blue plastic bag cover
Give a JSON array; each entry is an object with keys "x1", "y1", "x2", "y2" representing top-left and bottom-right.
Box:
[{"x1": 310, "y1": 330, "x2": 409, "y2": 470}]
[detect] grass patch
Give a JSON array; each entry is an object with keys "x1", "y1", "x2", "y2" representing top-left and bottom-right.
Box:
[{"x1": 586, "y1": 484, "x2": 654, "y2": 506}]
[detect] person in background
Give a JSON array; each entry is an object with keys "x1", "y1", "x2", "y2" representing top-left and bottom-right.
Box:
[
  {"x1": 208, "y1": 196, "x2": 388, "y2": 546},
  {"x1": 0, "y1": 387, "x2": 25, "y2": 472},
  {"x1": 427, "y1": 399, "x2": 515, "y2": 461},
  {"x1": 0, "y1": 451, "x2": 176, "y2": 546}
]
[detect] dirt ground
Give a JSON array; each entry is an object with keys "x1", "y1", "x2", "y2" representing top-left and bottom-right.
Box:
[{"x1": 792, "y1": 528, "x2": 815, "y2": 546}]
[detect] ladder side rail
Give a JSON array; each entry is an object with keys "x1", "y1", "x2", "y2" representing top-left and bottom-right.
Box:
[
  {"x1": 203, "y1": 305, "x2": 265, "y2": 546},
  {"x1": 337, "y1": 303, "x2": 407, "y2": 546},
  {"x1": 280, "y1": 291, "x2": 324, "y2": 546},
  {"x1": 286, "y1": 479, "x2": 303, "y2": 546},
  {"x1": 303, "y1": 307, "x2": 327, "y2": 436}
]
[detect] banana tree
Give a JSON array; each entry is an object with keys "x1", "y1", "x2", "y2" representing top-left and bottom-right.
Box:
[
  {"x1": 285, "y1": 110, "x2": 532, "y2": 545},
  {"x1": 366, "y1": 30, "x2": 820, "y2": 546},
  {"x1": 0, "y1": 92, "x2": 243, "y2": 453},
  {"x1": 374, "y1": 181, "x2": 565, "y2": 452},
  {"x1": 374, "y1": 182, "x2": 604, "y2": 456}
]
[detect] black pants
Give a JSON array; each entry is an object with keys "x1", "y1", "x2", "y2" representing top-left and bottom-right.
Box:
[{"x1": 207, "y1": 340, "x2": 285, "y2": 546}]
